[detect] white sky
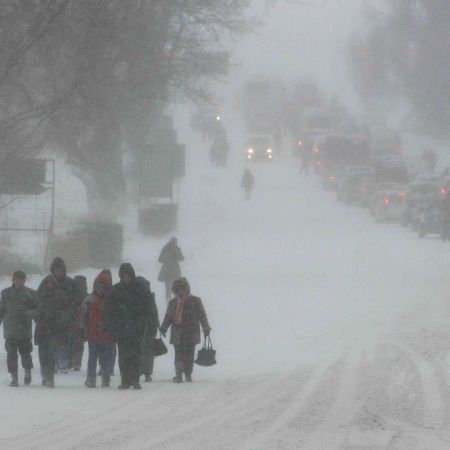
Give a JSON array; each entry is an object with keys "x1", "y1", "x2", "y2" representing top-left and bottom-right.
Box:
[{"x1": 227, "y1": 0, "x2": 371, "y2": 109}]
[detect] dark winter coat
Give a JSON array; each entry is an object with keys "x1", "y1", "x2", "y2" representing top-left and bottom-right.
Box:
[
  {"x1": 0, "y1": 286, "x2": 37, "y2": 340},
  {"x1": 34, "y1": 275, "x2": 70, "y2": 345},
  {"x1": 39, "y1": 257, "x2": 77, "y2": 326},
  {"x1": 158, "y1": 240, "x2": 184, "y2": 284},
  {"x1": 103, "y1": 264, "x2": 151, "y2": 342},
  {"x1": 136, "y1": 276, "x2": 159, "y2": 338},
  {"x1": 241, "y1": 171, "x2": 255, "y2": 190},
  {"x1": 161, "y1": 294, "x2": 211, "y2": 345}
]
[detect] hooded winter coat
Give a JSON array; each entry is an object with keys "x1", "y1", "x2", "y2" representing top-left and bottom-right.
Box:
[
  {"x1": 0, "y1": 285, "x2": 36, "y2": 340},
  {"x1": 103, "y1": 263, "x2": 151, "y2": 341},
  {"x1": 158, "y1": 239, "x2": 184, "y2": 284},
  {"x1": 160, "y1": 278, "x2": 211, "y2": 345},
  {"x1": 81, "y1": 272, "x2": 113, "y2": 343},
  {"x1": 34, "y1": 275, "x2": 70, "y2": 345},
  {"x1": 136, "y1": 276, "x2": 159, "y2": 337},
  {"x1": 40, "y1": 257, "x2": 77, "y2": 326}
]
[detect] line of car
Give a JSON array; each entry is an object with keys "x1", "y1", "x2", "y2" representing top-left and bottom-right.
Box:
[{"x1": 321, "y1": 160, "x2": 450, "y2": 240}]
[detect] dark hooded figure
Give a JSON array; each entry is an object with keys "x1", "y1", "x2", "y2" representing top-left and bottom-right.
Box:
[
  {"x1": 136, "y1": 276, "x2": 159, "y2": 382},
  {"x1": 103, "y1": 263, "x2": 151, "y2": 390},
  {"x1": 0, "y1": 271, "x2": 37, "y2": 387},
  {"x1": 241, "y1": 169, "x2": 255, "y2": 201},
  {"x1": 160, "y1": 277, "x2": 211, "y2": 383},
  {"x1": 70, "y1": 275, "x2": 88, "y2": 371},
  {"x1": 158, "y1": 238, "x2": 184, "y2": 301},
  {"x1": 35, "y1": 275, "x2": 69, "y2": 388},
  {"x1": 39, "y1": 257, "x2": 77, "y2": 373}
]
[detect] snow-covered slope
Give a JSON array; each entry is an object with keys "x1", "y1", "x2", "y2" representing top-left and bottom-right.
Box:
[{"x1": 1, "y1": 124, "x2": 450, "y2": 449}]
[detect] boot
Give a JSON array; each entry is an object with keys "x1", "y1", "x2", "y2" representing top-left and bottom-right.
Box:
[
  {"x1": 172, "y1": 369, "x2": 183, "y2": 383},
  {"x1": 185, "y1": 374, "x2": 192, "y2": 382},
  {"x1": 144, "y1": 374, "x2": 152, "y2": 382},
  {"x1": 132, "y1": 382, "x2": 142, "y2": 390},
  {"x1": 24, "y1": 369, "x2": 32, "y2": 386},
  {"x1": 101, "y1": 376, "x2": 110, "y2": 387},
  {"x1": 118, "y1": 377, "x2": 130, "y2": 389},
  {"x1": 84, "y1": 378, "x2": 96, "y2": 388},
  {"x1": 9, "y1": 372, "x2": 18, "y2": 387}
]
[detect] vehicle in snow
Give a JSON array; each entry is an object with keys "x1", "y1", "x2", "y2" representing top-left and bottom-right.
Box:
[
  {"x1": 313, "y1": 134, "x2": 371, "y2": 189},
  {"x1": 336, "y1": 166, "x2": 375, "y2": 204},
  {"x1": 240, "y1": 77, "x2": 285, "y2": 144},
  {"x1": 370, "y1": 127, "x2": 402, "y2": 158},
  {"x1": 401, "y1": 182, "x2": 442, "y2": 228},
  {"x1": 245, "y1": 136, "x2": 275, "y2": 162},
  {"x1": 370, "y1": 185, "x2": 407, "y2": 222},
  {"x1": 416, "y1": 200, "x2": 442, "y2": 238}
]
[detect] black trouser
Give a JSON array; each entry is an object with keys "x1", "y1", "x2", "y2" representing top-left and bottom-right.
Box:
[
  {"x1": 5, "y1": 338, "x2": 33, "y2": 374},
  {"x1": 69, "y1": 330, "x2": 84, "y2": 370},
  {"x1": 174, "y1": 343, "x2": 196, "y2": 376},
  {"x1": 140, "y1": 335, "x2": 155, "y2": 376},
  {"x1": 38, "y1": 338, "x2": 58, "y2": 383},
  {"x1": 117, "y1": 338, "x2": 141, "y2": 385}
]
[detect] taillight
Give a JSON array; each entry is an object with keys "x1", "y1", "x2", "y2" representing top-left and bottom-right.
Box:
[
  {"x1": 397, "y1": 192, "x2": 405, "y2": 198},
  {"x1": 441, "y1": 188, "x2": 447, "y2": 195},
  {"x1": 384, "y1": 198, "x2": 390, "y2": 205},
  {"x1": 316, "y1": 161, "x2": 321, "y2": 166},
  {"x1": 298, "y1": 140, "x2": 303, "y2": 147},
  {"x1": 313, "y1": 147, "x2": 320, "y2": 153},
  {"x1": 329, "y1": 176, "x2": 335, "y2": 181}
]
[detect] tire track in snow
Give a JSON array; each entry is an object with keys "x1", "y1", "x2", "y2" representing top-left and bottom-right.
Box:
[
  {"x1": 385, "y1": 341, "x2": 445, "y2": 429},
  {"x1": 130, "y1": 371, "x2": 307, "y2": 450},
  {"x1": 298, "y1": 351, "x2": 362, "y2": 450},
  {"x1": 237, "y1": 359, "x2": 334, "y2": 450},
  {"x1": 5, "y1": 380, "x2": 216, "y2": 450}
]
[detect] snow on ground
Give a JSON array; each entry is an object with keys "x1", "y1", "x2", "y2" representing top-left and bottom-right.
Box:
[{"x1": 2, "y1": 124, "x2": 450, "y2": 449}]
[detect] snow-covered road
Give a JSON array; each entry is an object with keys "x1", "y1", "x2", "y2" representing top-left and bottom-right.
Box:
[{"x1": 2, "y1": 140, "x2": 450, "y2": 449}]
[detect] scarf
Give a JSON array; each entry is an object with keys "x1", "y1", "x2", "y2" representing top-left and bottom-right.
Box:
[{"x1": 174, "y1": 296, "x2": 187, "y2": 325}]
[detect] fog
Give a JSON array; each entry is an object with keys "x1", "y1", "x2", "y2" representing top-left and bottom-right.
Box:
[{"x1": 1, "y1": 1, "x2": 450, "y2": 449}]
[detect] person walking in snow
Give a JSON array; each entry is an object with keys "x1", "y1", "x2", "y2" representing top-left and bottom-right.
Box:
[
  {"x1": 136, "y1": 276, "x2": 159, "y2": 383},
  {"x1": 35, "y1": 275, "x2": 69, "y2": 388},
  {"x1": 81, "y1": 272, "x2": 115, "y2": 388},
  {"x1": 158, "y1": 238, "x2": 184, "y2": 301},
  {"x1": 39, "y1": 257, "x2": 77, "y2": 373},
  {"x1": 0, "y1": 271, "x2": 37, "y2": 387},
  {"x1": 69, "y1": 275, "x2": 87, "y2": 371},
  {"x1": 103, "y1": 263, "x2": 151, "y2": 390},
  {"x1": 241, "y1": 169, "x2": 255, "y2": 201},
  {"x1": 160, "y1": 277, "x2": 211, "y2": 383}
]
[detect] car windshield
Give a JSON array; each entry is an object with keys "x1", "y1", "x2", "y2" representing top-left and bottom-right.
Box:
[
  {"x1": 247, "y1": 139, "x2": 271, "y2": 148},
  {"x1": 411, "y1": 183, "x2": 440, "y2": 195}
]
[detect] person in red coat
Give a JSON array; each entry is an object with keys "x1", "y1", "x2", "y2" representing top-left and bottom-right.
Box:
[{"x1": 80, "y1": 272, "x2": 114, "y2": 387}]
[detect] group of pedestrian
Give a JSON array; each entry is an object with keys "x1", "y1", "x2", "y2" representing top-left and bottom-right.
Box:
[{"x1": 0, "y1": 238, "x2": 212, "y2": 389}]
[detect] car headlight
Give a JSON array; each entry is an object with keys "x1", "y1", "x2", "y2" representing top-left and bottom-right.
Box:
[
  {"x1": 247, "y1": 148, "x2": 254, "y2": 154},
  {"x1": 266, "y1": 148, "x2": 272, "y2": 154}
]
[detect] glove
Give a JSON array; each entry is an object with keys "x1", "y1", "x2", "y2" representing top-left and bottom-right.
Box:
[
  {"x1": 159, "y1": 327, "x2": 166, "y2": 338},
  {"x1": 203, "y1": 328, "x2": 211, "y2": 337}
]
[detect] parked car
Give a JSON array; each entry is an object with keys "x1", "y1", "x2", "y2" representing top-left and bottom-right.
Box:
[
  {"x1": 336, "y1": 166, "x2": 374, "y2": 202},
  {"x1": 370, "y1": 185, "x2": 407, "y2": 222},
  {"x1": 401, "y1": 182, "x2": 441, "y2": 227},
  {"x1": 417, "y1": 200, "x2": 442, "y2": 238},
  {"x1": 343, "y1": 170, "x2": 375, "y2": 204}
]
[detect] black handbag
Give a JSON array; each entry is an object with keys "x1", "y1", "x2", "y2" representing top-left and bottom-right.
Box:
[
  {"x1": 153, "y1": 334, "x2": 168, "y2": 356},
  {"x1": 195, "y1": 336, "x2": 217, "y2": 367}
]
